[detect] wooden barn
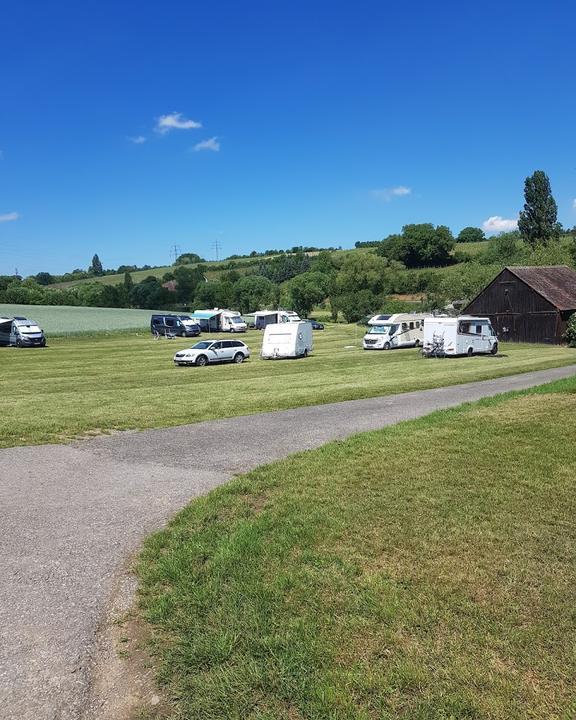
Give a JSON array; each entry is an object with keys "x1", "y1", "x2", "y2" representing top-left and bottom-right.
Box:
[{"x1": 463, "y1": 265, "x2": 576, "y2": 344}]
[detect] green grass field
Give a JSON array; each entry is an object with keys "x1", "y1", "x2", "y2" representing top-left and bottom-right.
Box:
[
  {"x1": 1, "y1": 324, "x2": 574, "y2": 448},
  {"x1": 0, "y1": 303, "x2": 173, "y2": 335},
  {"x1": 137, "y1": 378, "x2": 576, "y2": 719}
]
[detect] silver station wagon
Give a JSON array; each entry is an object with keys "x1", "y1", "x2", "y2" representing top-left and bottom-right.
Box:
[{"x1": 174, "y1": 339, "x2": 251, "y2": 366}]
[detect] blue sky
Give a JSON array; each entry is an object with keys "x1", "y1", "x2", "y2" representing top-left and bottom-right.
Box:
[{"x1": 1, "y1": 0, "x2": 575, "y2": 276}]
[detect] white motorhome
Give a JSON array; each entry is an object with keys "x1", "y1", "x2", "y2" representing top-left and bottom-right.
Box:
[
  {"x1": 261, "y1": 321, "x2": 313, "y2": 359},
  {"x1": 190, "y1": 309, "x2": 247, "y2": 333},
  {"x1": 254, "y1": 310, "x2": 301, "y2": 329},
  {"x1": 363, "y1": 313, "x2": 431, "y2": 350},
  {"x1": 422, "y1": 316, "x2": 498, "y2": 357}
]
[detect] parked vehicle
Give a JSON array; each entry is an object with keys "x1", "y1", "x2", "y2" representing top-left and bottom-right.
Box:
[
  {"x1": 189, "y1": 309, "x2": 247, "y2": 332},
  {"x1": 0, "y1": 316, "x2": 46, "y2": 347},
  {"x1": 173, "y1": 339, "x2": 251, "y2": 366},
  {"x1": 151, "y1": 314, "x2": 200, "y2": 337},
  {"x1": 305, "y1": 318, "x2": 325, "y2": 330},
  {"x1": 422, "y1": 316, "x2": 498, "y2": 357},
  {"x1": 254, "y1": 310, "x2": 301, "y2": 329},
  {"x1": 367, "y1": 313, "x2": 393, "y2": 326},
  {"x1": 363, "y1": 313, "x2": 431, "y2": 350},
  {"x1": 261, "y1": 321, "x2": 313, "y2": 359}
]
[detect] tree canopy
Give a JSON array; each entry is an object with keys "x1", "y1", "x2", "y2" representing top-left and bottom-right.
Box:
[
  {"x1": 457, "y1": 227, "x2": 485, "y2": 243},
  {"x1": 377, "y1": 224, "x2": 455, "y2": 267},
  {"x1": 518, "y1": 170, "x2": 560, "y2": 247}
]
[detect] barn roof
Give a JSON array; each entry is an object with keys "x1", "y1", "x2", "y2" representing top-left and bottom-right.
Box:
[{"x1": 506, "y1": 266, "x2": 576, "y2": 311}]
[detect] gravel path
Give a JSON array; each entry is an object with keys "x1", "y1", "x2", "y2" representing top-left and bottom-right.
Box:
[{"x1": 1, "y1": 364, "x2": 575, "y2": 720}]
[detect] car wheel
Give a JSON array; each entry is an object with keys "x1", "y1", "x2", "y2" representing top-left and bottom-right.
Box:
[
  {"x1": 467, "y1": 347, "x2": 474, "y2": 357},
  {"x1": 490, "y1": 342, "x2": 498, "y2": 355},
  {"x1": 414, "y1": 339, "x2": 420, "y2": 347},
  {"x1": 383, "y1": 341, "x2": 391, "y2": 350},
  {"x1": 303, "y1": 348, "x2": 308, "y2": 358},
  {"x1": 16, "y1": 338, "x2": 22, "y2": 348},
  {"x1": 233, "y1": 352, "x2": 244, "y2": 364},
  {"x1": 196, "y1": 355, "x2": 208, "y2": 366}
]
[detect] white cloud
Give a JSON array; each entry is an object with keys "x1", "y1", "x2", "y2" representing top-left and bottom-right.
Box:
[
  {"x1": 156, "y1": 112, "x2": 202, "y2": 134},
  {"x1": 371, "y1": 186, "x2": 412, "y2": 202},
  {"x1": 128, "y1": 135, "x2": 146, "y2": 144},
  {"x1": 193, "y1": 136, "x2": 220, "y2": 152},
  {"x1": 572, "y1": 198, "x2": 576, "y2": 209},
  {"x1": 482, "y1": 216, "x2": 518, "y2": 234},
  {"x1": 0, "y1": 212, "x2": 19, "y2": 222}
]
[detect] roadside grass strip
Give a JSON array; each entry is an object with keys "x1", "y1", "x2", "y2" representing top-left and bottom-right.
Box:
[
  {"x1": 0, "y1": 324, "x2": 574, "y2": 447},
  {"x1": 138, "y1": 378, "x2": 576, "y2": 719}
]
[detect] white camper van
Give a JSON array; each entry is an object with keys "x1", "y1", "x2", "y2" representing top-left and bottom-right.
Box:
[
  {"x1": 363, "y1": 313, "x2": 431, "y2": 350},
  {"x1": 261, "y1": 321, "x2": 313, "y2": 359},
  {"x1": 422, "y1": 316, "x2": 498, "y2": 357}
]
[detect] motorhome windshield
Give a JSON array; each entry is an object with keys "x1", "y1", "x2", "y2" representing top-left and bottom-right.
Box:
[
  {"x1": 369, "y1": 324, "x2": 398, "y2": 335},
  {"x1": 192, "y1": 341, "x2": 213, "y2": 349},
  {"x1": 230, "y1": 316, "x2": 243, "y2": 323}
]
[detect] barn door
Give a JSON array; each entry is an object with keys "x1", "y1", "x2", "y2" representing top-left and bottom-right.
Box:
[{"x1": 494, "y1": 314, "x2": 514, "y2": 341}]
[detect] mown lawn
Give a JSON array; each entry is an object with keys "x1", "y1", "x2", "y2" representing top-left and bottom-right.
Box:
[
  {"x1": 0, "y1": 325, "x2": 574, "y2": 448},
  {"x1": 137, "y1": 378, "x2": 576, "y2": 719}
]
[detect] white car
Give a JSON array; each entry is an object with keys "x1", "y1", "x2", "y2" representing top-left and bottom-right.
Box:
[{"x1": 174, "y1": 339, "x2": 251, "y2": 366}]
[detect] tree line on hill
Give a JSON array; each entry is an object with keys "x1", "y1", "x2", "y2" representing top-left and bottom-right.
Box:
[{"x1": 2, "y1": 170, "x2": 574, "y2": 321}]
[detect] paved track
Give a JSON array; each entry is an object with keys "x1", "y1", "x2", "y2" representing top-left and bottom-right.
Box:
[{"x1": 1, "y1": 364, "x2": 575, "y2": 719}]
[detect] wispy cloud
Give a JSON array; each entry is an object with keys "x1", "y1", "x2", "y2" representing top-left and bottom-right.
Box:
[
  {"x1": 156, "y1": 112, "x2": 202, "y2": 134},
  {"x1": 0, "y1": 212, "x2": 19, "y2": 223},
  {"x1": 193, "y1": 136, "x2": 220, "y2": 152},
  {"x1": 482, "y1": 215, "x2": 518, "y2": 234},
  {"x1": 572, "y1": 198, "x2": 576, "y2": 209},
  {"x1": 128, "y1": 135, "x2": 147, "y2": 144},
  {"x1": 371, "y1": 186, "x2": 412, "y2": 202}
]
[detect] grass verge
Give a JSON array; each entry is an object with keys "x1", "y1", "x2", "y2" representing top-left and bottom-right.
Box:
[
  {"x1": 137, "y1": 377, "x2": 576, "y2": 719},
  {"x1": 1, "y1": 325, "x2": 575, "y2": 447}
]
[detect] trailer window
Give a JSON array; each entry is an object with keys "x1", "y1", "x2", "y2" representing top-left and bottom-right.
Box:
[
  {"x1": 416, "y1": 321, "x2": 420, "y2": 328},
  {"x1": 475, "y1": 325, "x2": 482, "y2": 334},
  {"x1": 409, "y1": 322, "x2": 414, "y2": 330}
]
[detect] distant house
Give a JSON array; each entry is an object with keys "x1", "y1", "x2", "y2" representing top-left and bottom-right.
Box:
[{"x1": 463, "y1": 265, "x2": 576, "y2": 344}]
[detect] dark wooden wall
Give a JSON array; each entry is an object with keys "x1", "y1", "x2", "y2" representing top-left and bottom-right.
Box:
[{"x1": 464, "y1": 269, "x2": 563, "y2": 343}]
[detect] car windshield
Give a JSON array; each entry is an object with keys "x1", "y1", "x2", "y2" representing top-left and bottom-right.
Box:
[
  {"x1": 369, "y1": 324, "x2": 397, "y2": 335},
  {"x1": 14, "y1": 319, "x2": 37, "y2": 327},
  {"x1": 191, "y1": 341, "x2": 213, "y2": 349}
]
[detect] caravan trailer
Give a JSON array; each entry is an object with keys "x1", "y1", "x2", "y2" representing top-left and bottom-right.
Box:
[
  {"x1": 363, "y1": 313, "x2": 431, "y2": 350},
  {"x1": 254, "y1": 310, "x2": 301, "y2": 329},
  {"x1": 422, "y1": 316, "x2": 498, "y2": 357},
  {"x1": 261, "y1": 321, "x2": 313, "y2": 359}
]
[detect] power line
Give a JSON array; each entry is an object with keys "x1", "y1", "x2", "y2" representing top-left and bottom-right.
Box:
[
  {"x1": 170, "y1": 245, "x2": 181, "y2": 265},
  {"x1": 211, "y1": 237, "x2": 222, "y2": 261}
]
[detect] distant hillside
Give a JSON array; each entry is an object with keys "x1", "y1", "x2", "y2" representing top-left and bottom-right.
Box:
[{"x1": 48, "y1": 242, "x2": 486, "y2": 290}]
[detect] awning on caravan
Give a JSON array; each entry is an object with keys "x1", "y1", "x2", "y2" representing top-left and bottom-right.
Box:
[{"x1": 190, "y1": 310, "x2": 222, "y2": 320}]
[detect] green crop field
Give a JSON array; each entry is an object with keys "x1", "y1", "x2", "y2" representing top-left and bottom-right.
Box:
[
  {"x1": 137, "y1": 377, "x2": 576, "y2": 719},
  {"x1": 0, "y1": 303, "x2": 172, "y2": 335},
  {"x1": 0, "y1": 323, "x2": 574, "y2": 448}
]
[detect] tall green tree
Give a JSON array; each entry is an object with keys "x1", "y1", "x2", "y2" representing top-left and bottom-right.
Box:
[
  {"x1": 518, "y1": 170, "x2": 560, "y2": 247},
  {"x1": 90, "y1": 254, "x2": 104, "y2": 275},
  {"x1": 284, "y1": 271, "x2": 331, "y2": 317}
]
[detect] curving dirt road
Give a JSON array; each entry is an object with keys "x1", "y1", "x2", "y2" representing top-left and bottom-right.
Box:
[{"x1": 1, "y1": 364, "x2": 575, "y2": 719}]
